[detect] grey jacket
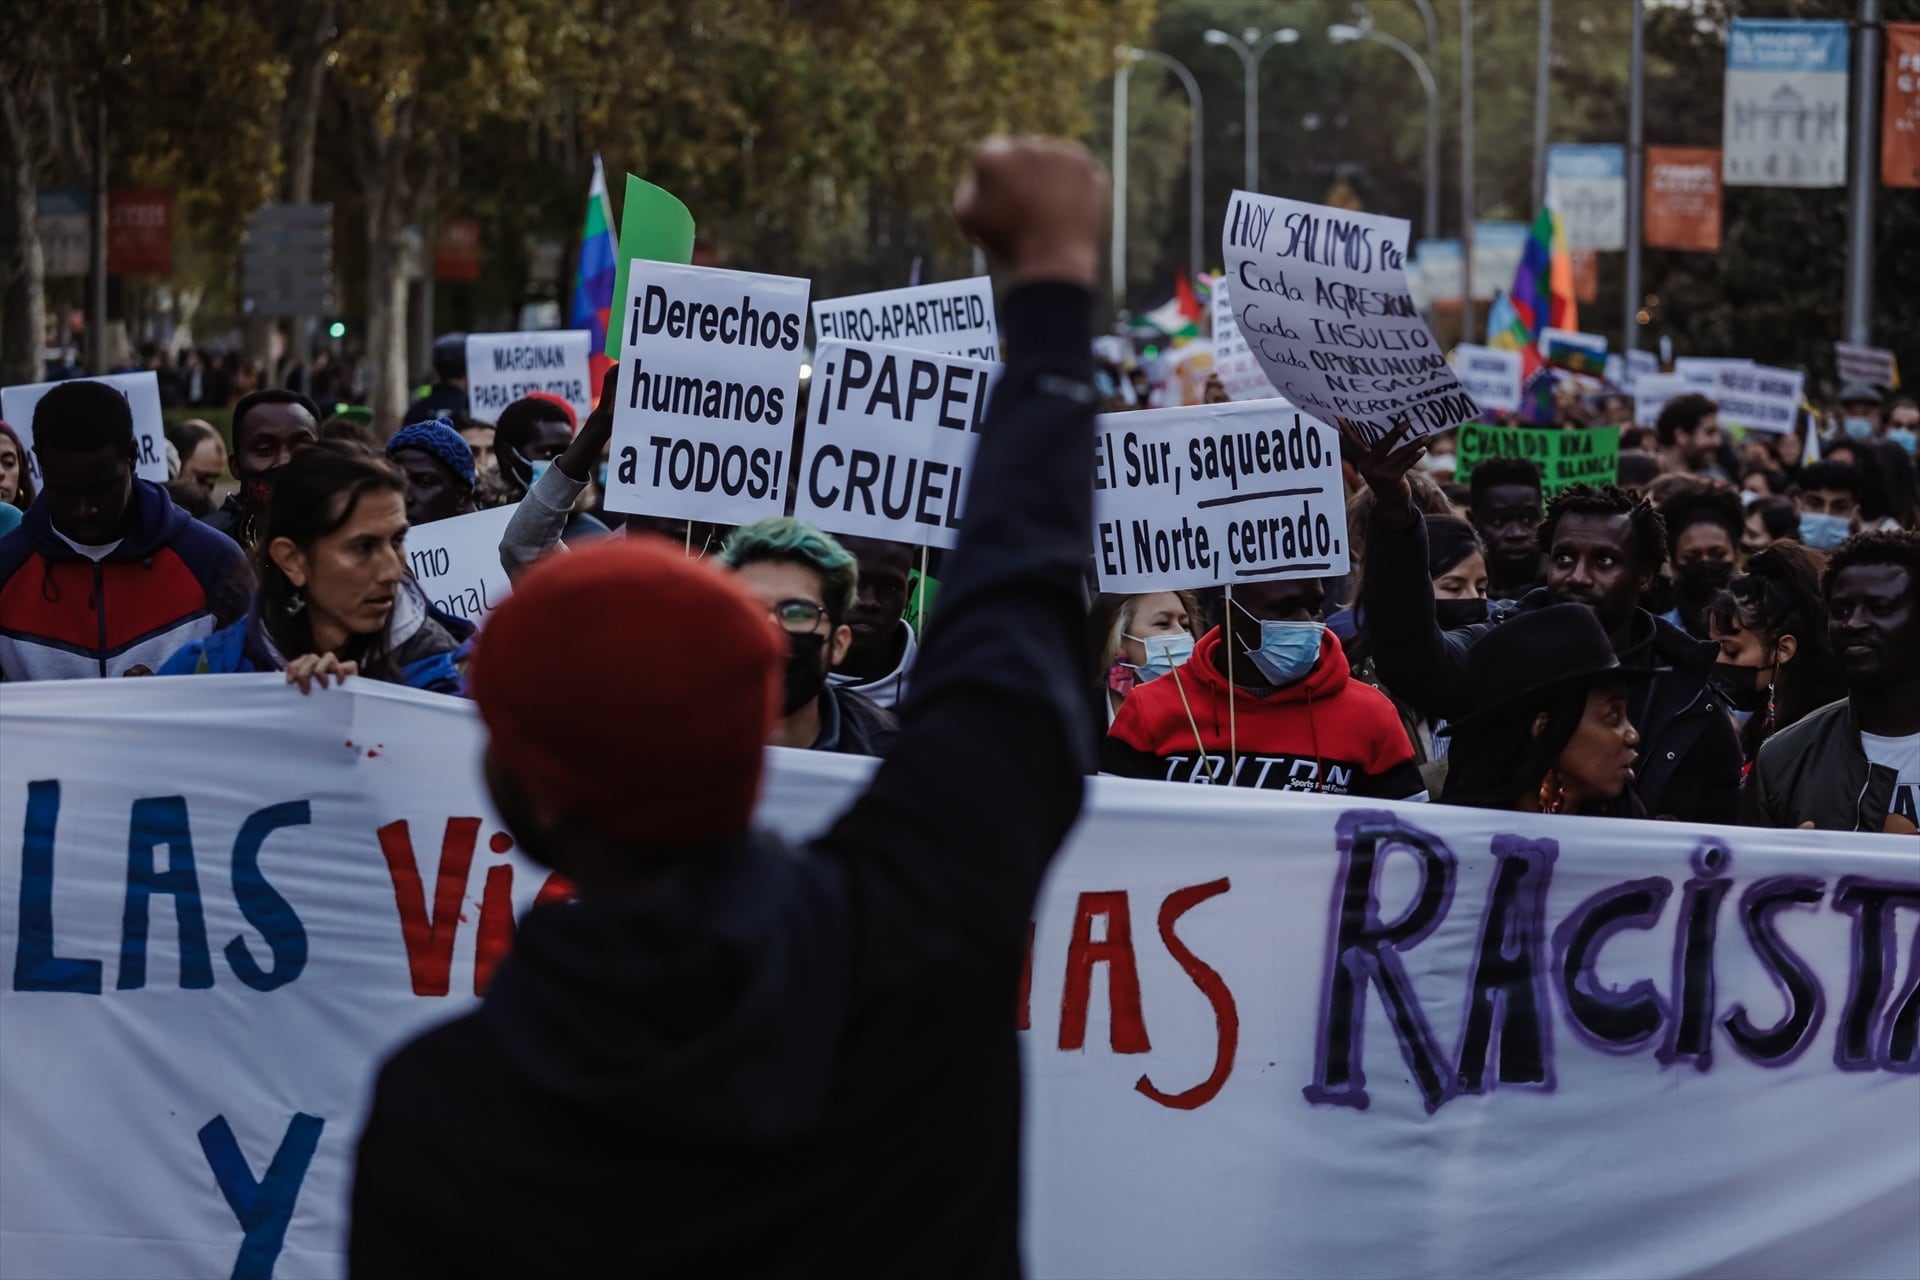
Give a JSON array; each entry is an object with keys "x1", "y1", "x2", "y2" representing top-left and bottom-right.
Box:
[
  {"x1": 1742, "y1": 697, "x2": 1900, "y2": 832},
  {"x1": 498, "y1": 464, "x2": 583, "y2": 579}
]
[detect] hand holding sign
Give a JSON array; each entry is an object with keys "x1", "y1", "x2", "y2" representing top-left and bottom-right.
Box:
[
  {"x1": 954, "y1": 136, "x2": 1106, "y2": 288},
  {"x1": 1339, "y1": 417, "x2": 1428, "y2": 529}
]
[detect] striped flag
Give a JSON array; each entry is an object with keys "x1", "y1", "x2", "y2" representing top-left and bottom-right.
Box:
[{"x1": 570, "y1": 154, "x2": 618, "y2": 404}]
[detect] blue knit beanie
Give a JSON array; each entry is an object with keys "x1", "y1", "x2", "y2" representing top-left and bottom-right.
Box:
[{"x1": 386, "y1": 418, "x2": 476, "y2": 488}]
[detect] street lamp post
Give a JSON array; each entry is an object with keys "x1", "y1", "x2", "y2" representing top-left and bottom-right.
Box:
[
  {"x1": 1204, "y1": 26, "x2": 1300, "y2": 191},
  {"x1": 1119, "y1": 47, "x2": 1207, "y2": 278},
  {"x1": 1328, "y1": 24, "x2": 1440, "y2": 242}
]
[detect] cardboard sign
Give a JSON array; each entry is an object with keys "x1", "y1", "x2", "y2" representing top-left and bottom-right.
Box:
[
  {"x1": 1092, "y1": 400, "x2": 1348, "y2": 592},
  {"x1": 1222, "y1": 192, "x2": 1477, "y2": 445},
  {"x1": 465, "y1": 331, "x2": 594, "y2": 423},
  {"x1": 793, "y1": 340, "x2": 1000, "y2": 550},
  {"x1": 1, "y1": 372, "x2": 169, "y2": 490},
  {"x1": 1714, "y1": 363, "x2": 1806, "y2": 435},
  {"x1": 400, "y1": 503, "x2": 517, "y2": 623},
  {"x1": 1455, "y1": 423, "x2": 1620, "y2": 495},
  {"x1": 604, "y1": 175, "x2": 696, "y2": 360},
  {"x1": 1450, "y1": 344, "x2": 1524, "y2": 415},
  {"x1": 604, "y1": 261, "x2": 810, "y2": 524},
  {"x1": 1645, "y1": 146, "x2": 1723, "y2": 252},
  {"x1": 1633, "y1": 372, "x2": 1694, "y2": 427},
  {"x1": 1724, "y1": 19, "x2": 1850, "y2": 188},
  {"x1": 811, "y1": 278, "x2": 997, "y2": 362},
  {"x1": 1210, "y1": 281, "x2": 1274, "y2": 401},
  {"x1": 1835, "y1": 341, "x2": 1898, "y2": 390}
]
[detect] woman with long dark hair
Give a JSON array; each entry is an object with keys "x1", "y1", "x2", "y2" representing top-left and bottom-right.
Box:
[
  {"x1": 1440, "y1": 604, "x2": 1644, "y2": 816},
  {"x1": 1707, "y1": 542, "x2": 1842, "y2": 769},
  {"x1": 160, "y1": 441, "x2": 472, "y2": 692}
]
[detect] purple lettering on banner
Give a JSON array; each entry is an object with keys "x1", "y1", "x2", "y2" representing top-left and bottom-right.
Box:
[
  {"x1": 1552, "y1": 875, "x2": 1674, "y2": 1054},
  {"x1": 198, "y1": 1112, "x2": 325, "y2": 1280},
  {"x1": 1722, "y1": 875, "x2": 1827, "y2": 1068},
  {"x1": 1832, "y1": 876, "x2": 1920, "y2": 1072},
  {"x1": 1454, "y1": 835, "x2": 1558, "y2": 1097},
  {"x1": 1303, "y1": 810, "x2": 1458, "y2": 1113},
  {"x1": 1658, "y1": 843, "x2": 1734, "y2": 1071}
]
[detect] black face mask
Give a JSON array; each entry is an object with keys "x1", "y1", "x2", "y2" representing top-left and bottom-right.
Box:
[
  {"x1": 1675, "y1": 559, "x2": 1735, "y2": 603},
  {"x1": 1434, "y1": 597, "x2": 1491, "y2": 630},
  {"x1": 1709, "y1": 661, "x2": 1772, "y2": 713},
  {"x1": 783, "y1": 631, "x2": 831, "y2": 716}
]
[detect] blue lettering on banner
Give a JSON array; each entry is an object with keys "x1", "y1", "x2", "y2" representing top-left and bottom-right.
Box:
[
  {"x1": 198, "y1": 1112, "x2": 325, "y2": 1280},
  {"x1": 14, "y1": 780, "x2": 104, "y2": 992},
  {"x1": 226, "y1": 801, "x2": 312, "y2": 992},
  {"x1": 120, "y1": 795, "x2": 214, "y2": 990}
]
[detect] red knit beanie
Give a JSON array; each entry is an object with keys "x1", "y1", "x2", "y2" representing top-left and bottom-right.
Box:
[
  {"x1": 469, "y1": 536, "x2": 783, "y2": 845},
  {"x1": 524, "y1": 391, "x2": 578, "y2": 430}
]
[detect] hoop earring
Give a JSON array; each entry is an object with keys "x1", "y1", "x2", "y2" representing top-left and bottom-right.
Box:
[
  {"x1": 1538, "y1": 768, "x2": 1565, "y2": 815},
  {"x1": 1764, "y1": 677, "x2": 1777, "y2": 737},
  {"x1": 285, "y1": 588, "x2": 306, "y2": 616}
]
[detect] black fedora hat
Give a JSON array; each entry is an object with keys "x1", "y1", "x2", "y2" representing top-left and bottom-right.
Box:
[{"x1": 1454, "y1": 603, "x2": 1655, "y2": 726}]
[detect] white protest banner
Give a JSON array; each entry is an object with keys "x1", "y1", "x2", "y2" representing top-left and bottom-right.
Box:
[
  {"x1": 1835, "y1": 341, "x2": 1898, "y2": 389},
  {"x1": 792, "y1": 339, "x2": 999, "y2": 550},
  {"x1": 604, "y1": 261, "x2": 810, "y2": 525},
  {"x1": 2, "y1": 678, "x2": 1917, "y2": 1279},
  {"x1": 1674, "y1": 356, "x2": 1753, "y2": 394},
  {"x1": 1223, "y1": 192, "x2": 1477, "y2": 445},
  {"x1": 399, "y1": 504, "x2": 517, "y2": 623},
  {"x1": 1, "y1": 372, "x2": 168, "y2": 490},
  {"x1": 1449, "y1": 343, "x2": 1524, "y2": 415},
  {"x1": 1091, "y1": 400, "x2": 1347, "y2": 592},
  {"x1": 1546, "y1": 144, "x2": 1626, "y2": 251},
  {"x1": 464, "y1": 330, "x2": 593, "y2": 423},
  {"x1": 1724, "y1": 19, "x2": 1850, "y2": 188},
  {"x1": 1625, "y1": 347, "x2": 1659, "y2": 390},
  {"x1": 1632, "y1": 372, "x2": 1694, "y2": 426},
  {"x1": 1208, "y1": 281, "x2": 1274, "y2": 402},
  {"x1": 811, "y1": 278, "x2": 997, "y2": 362},
  {"x1": 1714, "y1": 363, "x2": 1807, "y2": 435}
]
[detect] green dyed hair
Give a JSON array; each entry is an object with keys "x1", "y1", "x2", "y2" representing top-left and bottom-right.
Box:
[{"x1": 721, "y1": 517, "x2": 860, "y2": 622}]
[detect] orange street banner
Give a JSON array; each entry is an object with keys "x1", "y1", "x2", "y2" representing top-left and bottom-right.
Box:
[
  {"x1": 1645, "y1": 147, "x2": 1722, "y2": 252},
  {"x1": 1885, "y1": 23, "x2": 1920, "y2": 187}
]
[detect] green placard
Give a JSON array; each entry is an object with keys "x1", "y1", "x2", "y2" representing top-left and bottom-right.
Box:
[
  {"x1": 605, "y1": 174, "x2": 696, "y2": 360},
  {"x1": 1454, "y1": 423, "x2": 1620, "y2": 496}
]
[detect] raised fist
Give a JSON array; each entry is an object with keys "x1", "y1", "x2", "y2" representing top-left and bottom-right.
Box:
[{"x1": 953, "y1": 136, "x2": 1107, "y2": 289}]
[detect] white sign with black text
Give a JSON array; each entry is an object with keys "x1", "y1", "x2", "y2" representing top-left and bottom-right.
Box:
[
  {"x1": 605, "y1": 262, "x2": 811, "y2": 525},
  {"x1": 465, "y1": 331, "x2": 593, "y2": 423},
  {"x1": 793, "y1": 340, "x2": 1000, "y2": 550},
  {"x1": 1, "y1": 372, "x2": 170, "y2": 490},
  {"x1": 1714, "y1": 363, "x2": 1806, "y2": 435},
  {"x1": 1210, "y1": 281, "x2": 1278, "y2": 402},
  {"x1": 401, "y1": 504, "x2": 517, "y2": 624},
  {"x1": 811, "y1": 278, "x2": 997, "y2": 363},
  {"x1": 1449, "y1": 344, "x2": 1524, "y2": 415},
  {"x1": 1092, "y1": 400, "x2": 1348, "y2": 593},
  {"x1": 1632, "y1": 372, "x2": 1695, "y2": 427}
]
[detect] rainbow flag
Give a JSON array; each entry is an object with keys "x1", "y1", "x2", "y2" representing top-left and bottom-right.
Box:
[
  {"x1": 1505, "y1": 204, "x2": 1579, "y2": 344},
  {"x1": 570, "y1": 154, "x2": 618, "y2": 403}
]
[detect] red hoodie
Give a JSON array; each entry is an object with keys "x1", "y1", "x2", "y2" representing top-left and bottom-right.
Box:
[{"x1": 1102, "y1": 625, "x2": 1424, "y2": 797}]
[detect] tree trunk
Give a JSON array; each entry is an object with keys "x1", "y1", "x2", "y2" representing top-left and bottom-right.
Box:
[
  {"x1": 364, "y1": 163, "x2": 409, "y2": 435},
  {"x1": 0, "y1": 82, "x2": 45, "y2": 387}
]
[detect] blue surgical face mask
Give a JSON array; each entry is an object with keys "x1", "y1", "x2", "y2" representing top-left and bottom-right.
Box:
[
  {"x1": 1888, "y1": 427, "x2": 1917, "y2": 455},
  {"x1": 1234, "y1": 603, "x2": 1325, "y2": 686},
  {"x1": 1125, "y1": 631, "x2": 1194, "y2": 682},
  {"x1": 596, "y1": 462, "x2": 609, "y2": 488},
  {"x1": 1843, "y1": 416, "x2": 1874, "y2": 441},
  {"x1": 528, "y1": 459, "x2": 552, "y2": 487},
  {"x1": 1799, "y1": 510, "x2": 1851, "y2": 550}
]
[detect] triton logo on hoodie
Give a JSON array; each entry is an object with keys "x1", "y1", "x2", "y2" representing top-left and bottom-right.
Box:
[{"x1": 1158, "y1": 751, "x2": 1360, "y2": 791}]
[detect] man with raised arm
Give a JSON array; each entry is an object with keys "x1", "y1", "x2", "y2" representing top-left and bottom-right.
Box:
[{"x1": 350, "y1": 136, "x2": 1105, "y2": 1277}]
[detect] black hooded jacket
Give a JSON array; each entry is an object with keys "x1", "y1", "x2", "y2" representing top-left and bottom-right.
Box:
[
  {"x1": 1362, "y1": 504, "x2": 1742, "y2": 824},
  {"x1": 348, "y1": 284, "x2": 1098, "y2": 1278}
]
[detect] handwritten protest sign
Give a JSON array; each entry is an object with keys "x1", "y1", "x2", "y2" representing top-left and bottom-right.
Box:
[
  {"x1": 1455, "y1": 423, "x2": 1620, "y2": 495},
  {"x1": 811, "y1": 278, "x2": 997, "y2": 362},
  {"x1": 1210, "y1": 281, "x2": 1276, "y2": 401},
  {"x1": 401, "y1": 504, "x2": 517, "y2": 623},
  {"x1": 1, "y1": 371, "x2": 168, "y2": 489},
  {"x1": 604, "y1": 261, "x2": 810, "y2": 525},
  {"x1": 1632, "y1": 372, "x2": 1694, "y2": 426},
  {"x1": 1223, "y1": 191, "x2": 1477, "y2": 445},
  {"x1": 1714, "y1": 363, "x2": 1805, "y2": 434},
  {"x1": 1450, "y1": 344, "x2": 1523, "y2": 414},
  {"x1": 793, "y1": 340, "x2": 999, "y2": 550},
  {"x1": 465, "y1": 331, "x2": 592, "y2": 422},
  {"x1": 1092, "y1": 400, "x2": 1348, "y2": 592},
  {"x1": 1835, "y1": 341, "x2": 1898, "y2": 389}
]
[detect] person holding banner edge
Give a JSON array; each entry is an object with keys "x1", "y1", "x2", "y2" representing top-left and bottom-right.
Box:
[
  {"x1": 1351, "y1": 418, "x2": 1741, "y2": 823},
  {"x1": 351, "y1": 135, "x2": 1106, "y2": 1276}
]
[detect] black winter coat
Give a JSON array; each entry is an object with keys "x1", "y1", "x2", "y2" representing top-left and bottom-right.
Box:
[
  {"x1": 1362, "y1": 505, "x2": 1743, "y2": 824},
  {"x1": 348, "y1": 283, "x2": 1098, "y2": 1279}
]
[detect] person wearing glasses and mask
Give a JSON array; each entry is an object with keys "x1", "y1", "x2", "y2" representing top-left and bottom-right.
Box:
[
  {"x1": 720, "y1": 517, "x2": 899, "y2": 757},
  {"x1": 1101, "y1": 577, "x2": 1424, "y2": 797}
]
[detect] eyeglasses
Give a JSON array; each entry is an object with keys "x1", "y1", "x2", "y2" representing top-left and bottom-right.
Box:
[{"x1": 770, "y1": 598, "x2": 830, "y2": 633}]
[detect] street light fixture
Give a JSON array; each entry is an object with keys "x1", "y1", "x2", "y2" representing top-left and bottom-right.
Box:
[
  {"x1": 1203, "y1": 27, "x2": 1300, "y2": 191},
  {"x1": 1328, "y1": 23, "x2": 1440, "y2": 243},
  {"x1": 1116, "y1": 47, "x2": 1207, "y2": 280}
]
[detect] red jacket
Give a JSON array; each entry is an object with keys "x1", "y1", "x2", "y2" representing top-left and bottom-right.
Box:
[{"x1": 1102, "y1": 625, "x2": 1424, "y2": 798}]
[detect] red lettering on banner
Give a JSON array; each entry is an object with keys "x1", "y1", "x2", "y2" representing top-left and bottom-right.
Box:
[
  {"x1": 473, "y1": 864, "x2": 515, "y2": 996},
  {"x1": 375, "y1": 818, "x2": 479, "y2": 996},
  {"x1": 1136, "y1": 878, "x2": 1239, "y2": 1110},
  {"x1": 534, "y1": 872, "x2": 577, "y2": 908},
  {"x1": 1059, "y1": 891, "x2": 1150, "y2": 1053}
]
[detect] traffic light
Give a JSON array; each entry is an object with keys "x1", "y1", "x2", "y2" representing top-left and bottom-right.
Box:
[{"x1": 328, "y1": 321, "x2": 346, "y2": 339}]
